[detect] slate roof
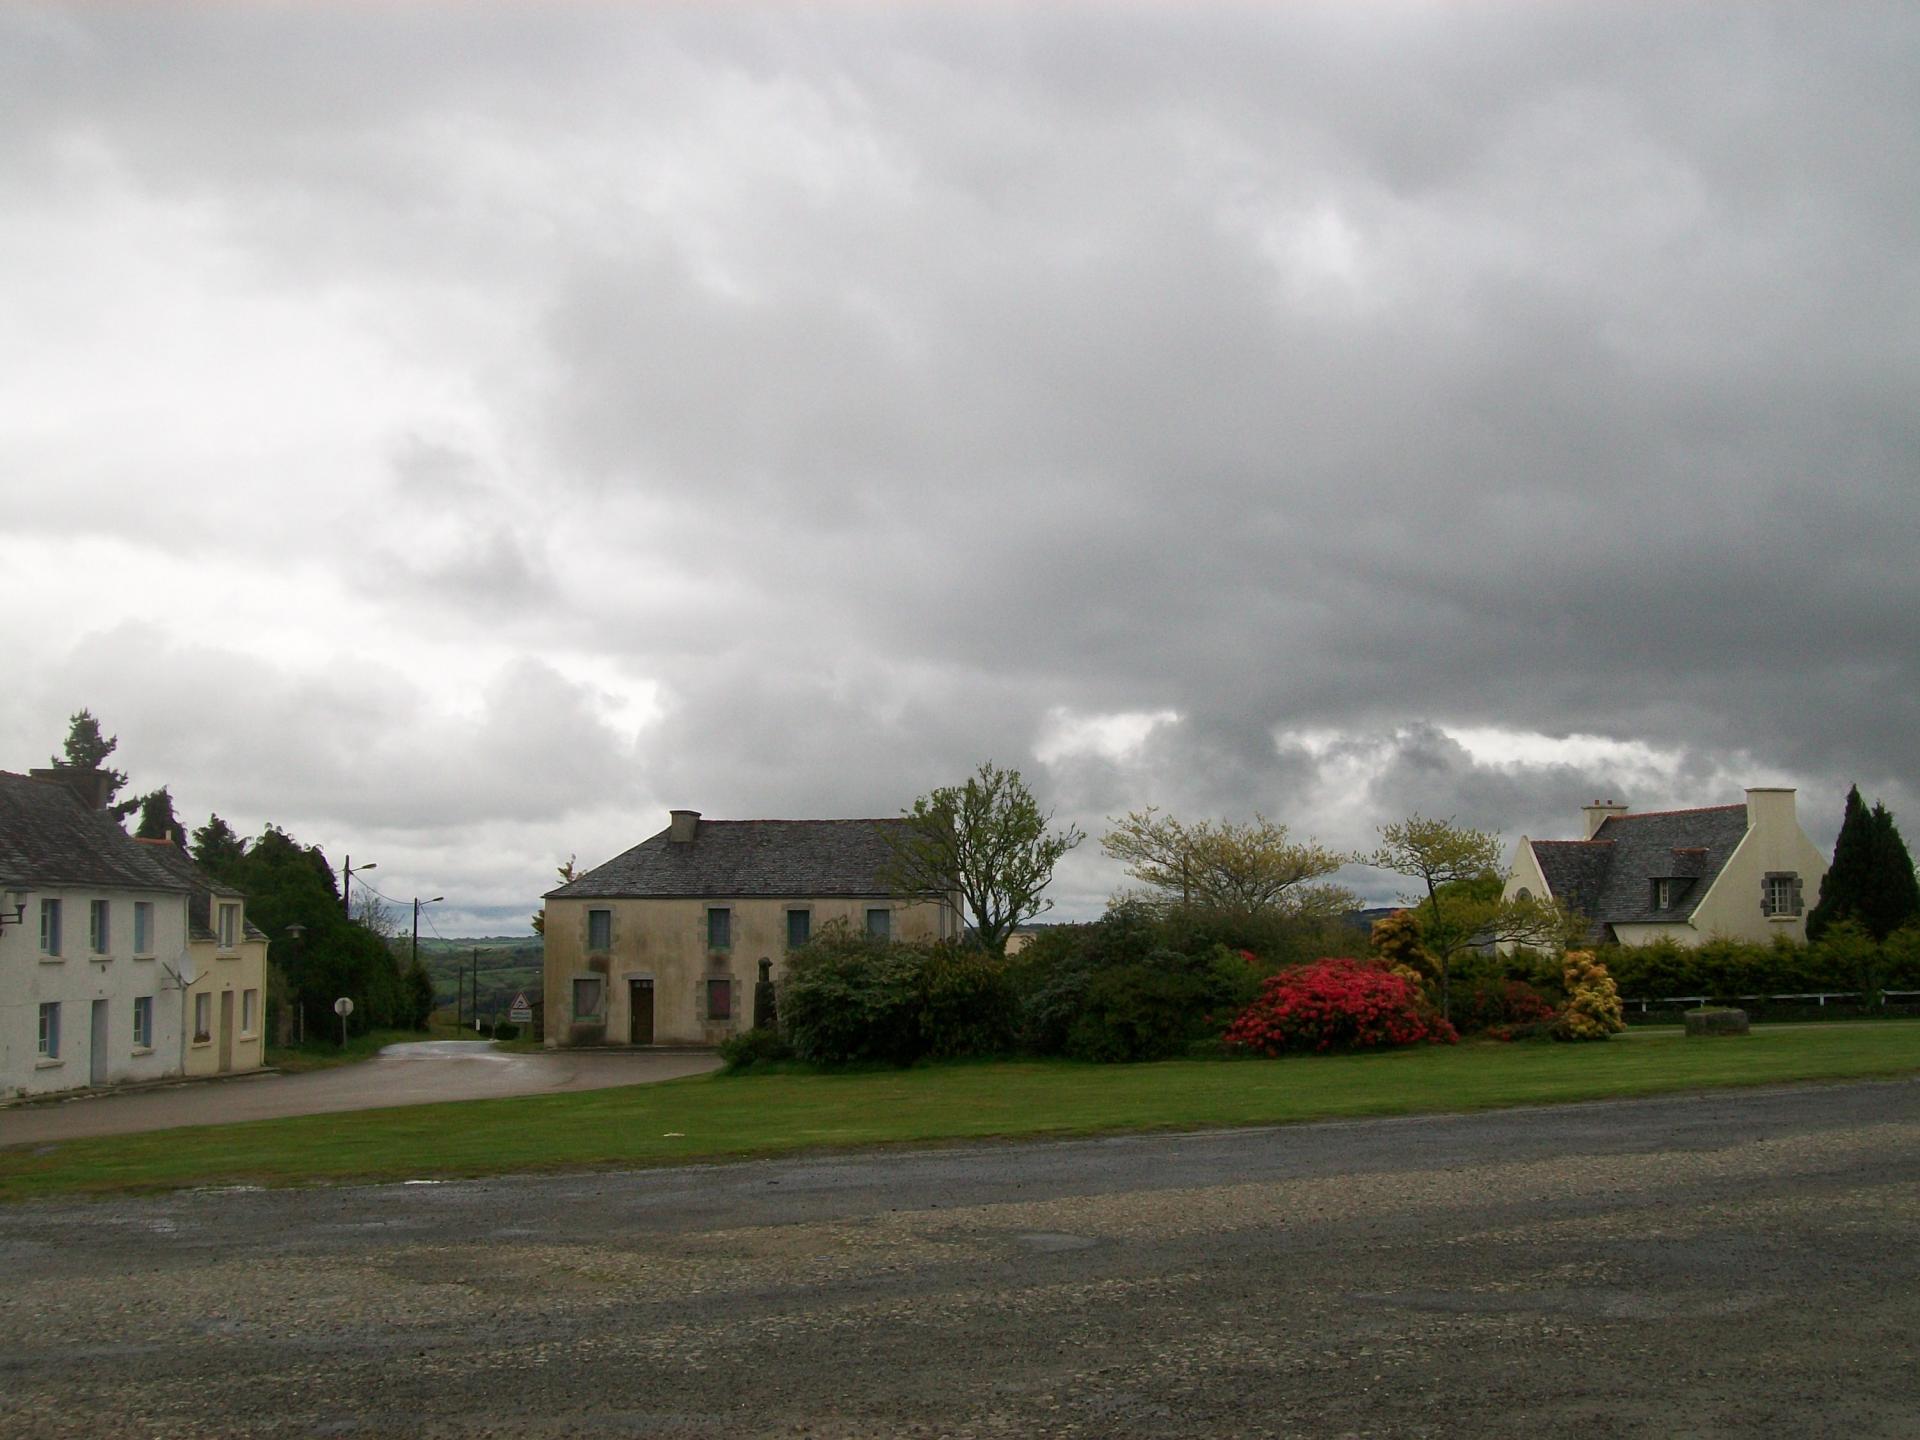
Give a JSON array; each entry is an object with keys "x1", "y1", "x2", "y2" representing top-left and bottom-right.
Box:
[
  {"x1": 1529, "y1": 804, "x2": 1750, "y2": 942},
  {"x1": 0, "y1": 771, "x2": 189, "y2": 894},
  {"x1": 134, "y1": 838, "x2": 269, "y2": 942},
  {"x1": 548, "y1": 819, "x2": 918, "y2": 901}
]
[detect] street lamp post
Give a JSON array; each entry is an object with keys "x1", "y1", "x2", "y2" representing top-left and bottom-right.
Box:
[
  {"x1": 342, "y1": 856, "x2": 377, "y2": 918},
  {"x1": 284, "y1": 923, "x2": 306, "y2": 1045}
]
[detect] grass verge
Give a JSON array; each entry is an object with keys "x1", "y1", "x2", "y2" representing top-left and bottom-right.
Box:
[{"x1": 5, "y1": 1023, "x2": 1919, "y2": 1202}]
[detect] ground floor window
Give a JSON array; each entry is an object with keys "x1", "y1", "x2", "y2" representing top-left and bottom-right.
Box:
[
  {"x1": 133, "y1": 996, "x2": 153, "y2": 1049},
  {"x1": 573, "y1": 976, "x2": 605, "y2": 1019},
  {"x1": 38, "y1": 1002, "x2": 60, "y2": 1058},
  {"x1": 707, "y1": 976, "x2": 733, "y2": 1021},
  {"x1": 194, "y1": 993, "x2": 212, "y2": 1043},
  {"x1": 242, "y1": 989, "x2": 258, "y2": 1036}
]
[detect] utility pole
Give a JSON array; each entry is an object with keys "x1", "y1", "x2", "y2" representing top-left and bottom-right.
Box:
[
  {"x1": 472, "y1": 947, "x2": 481, "y2": 1033},
  {"x1": 342, "y1": 855, "x2": 376, "y2": 917},
  {"x1": 411, "y1": 895, "x2": 443, "y2": 971}
]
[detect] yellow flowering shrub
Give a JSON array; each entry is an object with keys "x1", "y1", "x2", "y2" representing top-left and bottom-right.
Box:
[{"x1": 1555, "y1": 950, "x2": 1626, "y2": 1041}]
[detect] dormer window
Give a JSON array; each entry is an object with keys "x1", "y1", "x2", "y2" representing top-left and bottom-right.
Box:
[
  {"x1": 218, "y1": 903, "x2": 239, "y2": 949},
  {"x1": 1653, "y1": 879, "x2": 1672, "y2": 910}
]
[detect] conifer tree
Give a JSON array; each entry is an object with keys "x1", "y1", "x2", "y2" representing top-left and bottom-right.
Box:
[{"x1": 1810, "y1": 787, "x2": 1920, "y2": 942}]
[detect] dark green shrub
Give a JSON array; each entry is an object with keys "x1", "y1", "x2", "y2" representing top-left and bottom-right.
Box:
[
  {"x1": 719, "y1": 1027, "x2": 794, "y2": 1071},
  {"x1": 1067, "y1": 962, "x2": 1217, "y2": 1062},
  {"x1": 921, "y1": 949, "x2": 1019, "y2": 1058},
  {"x1": 1063, "y1": 945, "x2": 1260, "y2": 1063},
  {"x1": 780, "y1": 929, "x2": 929, "y2": 1066},
  {"x1": 1455, "y1": 978, "x2": 1559, "y2": 1034},
  {"x1": 491, "y1": 1021, "x2": 519, "y2": 1042}
]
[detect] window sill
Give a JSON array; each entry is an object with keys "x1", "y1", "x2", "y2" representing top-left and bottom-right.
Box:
[
  {"x1": 35, "y1": 1058, "x2": 64, "y2": 1070},
  {"x1": 191, "y1": 1037, "x2": 212, "y2": 1048},
  {"x1": 39, "y1": 956, "x2": 65, "y2": 965},
  {"x1": 133, "y1": 953, "x2": 157, "y2": 961},
  {"x1": 1767, "y1": 914, "x2": 1799, "y2": 923},
  {"x1": 131, "y1": 1046, "x2": 154, "y2": 1057}
]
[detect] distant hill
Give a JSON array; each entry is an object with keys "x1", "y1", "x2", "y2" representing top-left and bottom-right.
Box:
[{"x1": 406, "y1": 936, "x2": 542, "y2": 1018}]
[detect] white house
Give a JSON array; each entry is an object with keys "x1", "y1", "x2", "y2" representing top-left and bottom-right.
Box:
[
  {"x1": 0, "y1": 768, "x2": 266, "y2": 1101},
  {"x1": 1503, "y1": 787, "x2": 1829, "y2": 948}
]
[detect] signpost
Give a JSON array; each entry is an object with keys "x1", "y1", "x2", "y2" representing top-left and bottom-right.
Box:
[
  {"x1": 509, "y1": 993, "x2": 533, "y2": 1025},
  {"x1": 333, "y1": 995, "x2": 354, "y2": 1048}
]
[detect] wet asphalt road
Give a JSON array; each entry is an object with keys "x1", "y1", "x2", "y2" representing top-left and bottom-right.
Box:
[
  {"x1": 2, "y1": 1078, "x2": 1917, "y2": 1438},
  {"x1": 0, "y1": 1042, "x2": 720, "y2": 1144}
]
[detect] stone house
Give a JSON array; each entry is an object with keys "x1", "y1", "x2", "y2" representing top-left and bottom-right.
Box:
[
  {"x1": 1502, "y1": 787, "x2": 1829, "y2": 947},
  {"x1": 542, "y1": 809, "x2": 955, "y2": 1047}
]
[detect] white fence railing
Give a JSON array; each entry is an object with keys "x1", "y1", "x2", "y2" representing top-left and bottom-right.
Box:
[{"x1": 1625, "y1": 990, "x2": 1920, "y2": 1013}]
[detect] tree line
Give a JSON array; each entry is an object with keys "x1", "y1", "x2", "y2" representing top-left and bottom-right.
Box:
[{"x1": 47, "y1": 709, "x2": 433, "y2": 1040}]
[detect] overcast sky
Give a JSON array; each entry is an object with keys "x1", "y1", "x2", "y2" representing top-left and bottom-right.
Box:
[{"x1": 4, "y1": 3, "x2": 1915, "y2": 935}]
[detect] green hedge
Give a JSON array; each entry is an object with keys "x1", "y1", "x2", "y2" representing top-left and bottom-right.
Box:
[{"x1": 1462, "y1": 923, "x2": 1920, "y2": 1004}]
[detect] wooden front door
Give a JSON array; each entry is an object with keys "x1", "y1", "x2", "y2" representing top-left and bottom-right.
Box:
[{"x1": 629, "y1": 978, "x2": 654, "y2": 1045}]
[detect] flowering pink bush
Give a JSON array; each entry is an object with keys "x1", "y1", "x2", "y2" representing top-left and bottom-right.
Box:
[{"x1": 1223, "y1": 958, "x2": 1458, "y2": 1055}]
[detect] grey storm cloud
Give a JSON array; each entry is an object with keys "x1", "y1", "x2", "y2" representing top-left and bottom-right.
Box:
[{"x1": 1, "y1": 3, "x2": 1915, "y2": 929}]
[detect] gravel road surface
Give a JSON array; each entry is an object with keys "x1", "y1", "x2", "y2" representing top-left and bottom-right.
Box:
[
  {"x1": 0, "y1": 1041, "x2": 719, "y2": 1144},
  {"x1": 2, "y1": 1078, "x2": 1916, "y2": 1437}
]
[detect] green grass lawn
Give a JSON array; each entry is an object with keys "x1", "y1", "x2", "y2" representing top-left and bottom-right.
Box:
[{"x1": 5, "y1": 1023, "x2": 1919, "y2": 1203}]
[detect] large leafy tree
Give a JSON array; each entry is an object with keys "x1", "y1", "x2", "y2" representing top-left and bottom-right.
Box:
[
  {"x1": 191, "y1": 814, "x2": 250, "y2": 880},
  {"x1": 214, "y1": 823, "x2": 408, "y2": 1039},
  {"x1": 1808, "y1": 787, "x2": 1920, "y2": 942},
  {"x1": 1101, "y1": 808, "x2": 1354, "y2": 919},
  {"x1": 52, "y1": 708, "x2": 139, "y2": 823},
  {"x1": 1365, "y1": 814, "x2": 1570, "y2": 1020},
  {"x1": 883, "y1": 761, "x2": 1084, "y2": 955}
]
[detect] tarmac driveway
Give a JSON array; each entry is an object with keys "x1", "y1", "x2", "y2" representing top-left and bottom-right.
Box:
[{"x1": 0, "y1": 1041, "x2": 718, "y2": 1145}]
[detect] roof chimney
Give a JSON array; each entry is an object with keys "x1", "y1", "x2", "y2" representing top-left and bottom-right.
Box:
[
  {"x1": 1582, "y1": 798, "x2": 1629, "y2": 838},
  {"x1": 668, "y1": 809, "x2": 701, "y2": 845},
  {"x1": 1744, "y1": 786, "x2": 1795, "y2": 833},
  {"x1": 28, "y1": 765, "x2": 113, "y2": 811}
]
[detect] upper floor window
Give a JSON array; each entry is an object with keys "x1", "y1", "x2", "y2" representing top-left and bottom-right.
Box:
[
  {"x1": 133, "y1": 901, "x2": 154, "y2": 955},
  {"x1": 786, "y1": 908, "x2": 812, "y2": 950},
  {"x1": 587, "y1": 909, "x2": 612, "y2": 951},
  {"x1": 90, "y1": 899, "x2": 110, "y2": 954},
  {"x1": 866, "y1": 907, "x2": 891, "y2": 940},
  {"x1": 218, "y1": 903, "x2": 239, "y2": 949},
  {"x1": 40, "y1": 899, "x2": 62, "y2": 956},
  {"x1": 707, "y1": 907, "x2": 731, "y2": 951},
  {"x1": 1763, "y1": 872, "x2": 1803, "y2": 918}
]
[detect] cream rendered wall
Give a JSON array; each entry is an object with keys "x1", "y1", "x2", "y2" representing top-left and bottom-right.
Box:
[
  {"x1": 1, "y1": 884, "x2": 191, "y2": 1099},
  {"x1": 181, "y1": 918, "x2": 268, "y2": 1079},
  {"x1": 1684, "y1": 790, "x2": 1829, "y2": 945},
  {"x1": 1500, "y1": 841, "x2": 1553, "y2": 907},
  {"x1": 544, "y1": 895, "x2": 949, "y2": 1047}
]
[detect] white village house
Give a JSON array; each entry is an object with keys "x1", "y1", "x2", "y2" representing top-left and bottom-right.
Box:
[
  {"x1": 1503, "y1": 787, "x2": 1829, "y2": 948},
  {"x1": 0, "y1": 767, "x2": 266, "y2": 1101}
]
